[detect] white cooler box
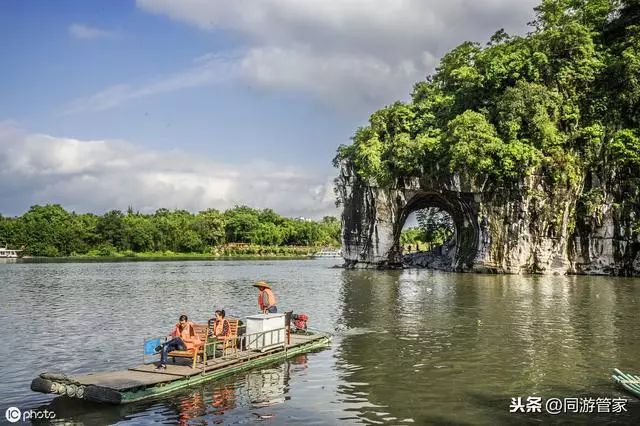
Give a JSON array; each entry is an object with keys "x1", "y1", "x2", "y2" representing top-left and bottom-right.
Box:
[{"x1": 245, "y1": 313, "x2": 286, "y2": 351}]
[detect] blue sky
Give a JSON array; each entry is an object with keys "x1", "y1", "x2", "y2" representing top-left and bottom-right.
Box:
[{"x1": 0, "y1": 0, "x2": 538, "y2": 218}]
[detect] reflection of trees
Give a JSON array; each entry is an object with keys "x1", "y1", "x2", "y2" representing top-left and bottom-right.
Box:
[{"x1": 336, "y1": 269, "x2": 637, "y2": 424}]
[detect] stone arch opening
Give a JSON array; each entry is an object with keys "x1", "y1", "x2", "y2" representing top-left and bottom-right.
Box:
[
  {"x1": 400, "y1": 207, "x2": 454, "y2": 253},
  {"x1": 394, "y1": 191, "x2": 480, "y2": 270}
]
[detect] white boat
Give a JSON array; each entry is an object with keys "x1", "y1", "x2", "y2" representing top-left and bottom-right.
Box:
[
  {"x1": 0, "y1": 247, "x2": 22, "y2": 258},
  {"x1": 309, "y1": 248, "x2": 342, "y2": 258}
]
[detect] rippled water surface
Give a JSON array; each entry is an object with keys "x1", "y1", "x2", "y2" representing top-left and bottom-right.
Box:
[{"x1": 1, "y1": 259, "x2": 639, "y2": 424}]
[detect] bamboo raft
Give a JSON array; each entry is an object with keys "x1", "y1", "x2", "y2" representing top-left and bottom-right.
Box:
[
  {"x1": 612, "y1": 368, "x2": 640, "y2": 398},
  {"x1": 31, "y1": 331, "x2": 330, "y2": 404}
]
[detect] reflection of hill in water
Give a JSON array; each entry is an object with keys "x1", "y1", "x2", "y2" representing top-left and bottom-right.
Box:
[{"x1": 335, "y1": 269, "x2": 640, "y2": 424}]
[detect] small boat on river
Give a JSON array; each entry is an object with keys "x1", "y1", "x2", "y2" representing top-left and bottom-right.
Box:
[
  {"x1": 0, "y1": 247, "x2": 22, "y2": 259},
  {"x1": 31, "y1": 316, "x2": 330, "y2": 404},
  {"x1": 612, "y1": 368, "x2": 640, "y2": 398}
]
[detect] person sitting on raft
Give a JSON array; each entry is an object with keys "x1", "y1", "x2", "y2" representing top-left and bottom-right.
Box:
[
  {"x1": 208, "y1": 309, "x2": 230, "y2": 339},
  {"x1": 206, "y1": 309, "x2": 231, "y2": 357},
  {"x1": 156, "y1": 314, "x2": 201, "y2": 370}
]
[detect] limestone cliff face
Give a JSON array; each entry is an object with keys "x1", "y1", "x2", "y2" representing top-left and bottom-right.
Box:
[
  {"x1": 571, "y1": 170, "x2": 640, "y2": 275},
  {"x1": 336, "y1": 161, "x2": 640, "y2": 275}
]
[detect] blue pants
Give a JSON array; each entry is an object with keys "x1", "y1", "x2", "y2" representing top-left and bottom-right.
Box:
[
  {"x1": 266, "y1": 306, "x2": 277, "y2": 313},
  {"x1": 160, "y1": 337, "x2": 186, "y2": 365}
]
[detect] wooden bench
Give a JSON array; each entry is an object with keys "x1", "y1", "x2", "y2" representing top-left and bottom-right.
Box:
[{"x1": 168, "y1": 320, "x2": 240, "y2": 368}]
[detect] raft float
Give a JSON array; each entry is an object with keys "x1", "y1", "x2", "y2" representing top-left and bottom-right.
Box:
[
  {"x1": 612, "y1": 368, "x2": 640, "y2": 399},
  {"x1": 31, "y1": 317, "x2": 330, "y2": 404}
]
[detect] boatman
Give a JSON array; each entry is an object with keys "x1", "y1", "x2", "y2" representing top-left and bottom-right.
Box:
[{"x1": 254, "y1": 281, "x2": 277, "y2": 313}]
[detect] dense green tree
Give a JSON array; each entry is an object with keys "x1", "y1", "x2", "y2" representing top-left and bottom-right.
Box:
[
  {"x1": 224, "y1": 208, "x2": 260, "y2": 243},
  {"x1": 177, "y1": 229, "x2": 204, "y2": 253},
  {"x1": 192, "y1": 209, "x2": 225, "y2": 246},
  {"x1": 96, "y1": 210, "x2": 126, "y2": 250},
  {"x1": 0, "y1": 205, "x2": 341, "y2": 256},
  {"x1": 335, "y1": 0, "x2": 640, "y2": 192},
  {"x1": 20, "y1": 205, "x2": 72, "y2": 256},
  {"x1": 416, "y1": 208, "x2": 455, "y2": 245},
  {"x1": 123, "y1": 214, "x2": 155, "y2": 252}
]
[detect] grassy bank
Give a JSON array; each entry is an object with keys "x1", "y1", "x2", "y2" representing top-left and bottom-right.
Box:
[{"x1": 65, "y1": 244, "x2": 336, "y2": 259}]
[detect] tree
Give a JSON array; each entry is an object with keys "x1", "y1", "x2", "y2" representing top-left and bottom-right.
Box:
[
  {"x1": 96, "y1": 210, "x2": 126, "y2": 250},
  {"x1": 225, "y1": 210, "x2": 260, "y2": 243},
  {"x1": 123, "y1": 214, "x2": 155, "y2": 252},
  {"x1": 335, "y1": 0, "x2": 639, "y2": 189},
  {"x1": 416, "y1": 208, "x2": 455, "y2": 245},
  {"x1": 20, "y1": 204, "x2": 73, "y2": 256},
  {"x1": 193, "y1": 209, "x2": 226, "y2": 246}
]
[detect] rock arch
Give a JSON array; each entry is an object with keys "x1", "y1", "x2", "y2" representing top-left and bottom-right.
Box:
[
  {"x1": 397, "y1": 191, "x2": 478, "y2": 271},
  {"x1": 336, "y1": 163, "x2": 489, "y2": 271},
  {"x1": 335, "y1": 162, "x2": 640, "y2": 275}
]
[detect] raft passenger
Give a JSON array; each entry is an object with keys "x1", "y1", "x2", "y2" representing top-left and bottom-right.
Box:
[
  {"x1": 206, "y1": 309, "x2": 231, "y2": 357},
  {"x1": 156, "y1": 314, "x2": 201, "y2": 370},
  {"x1": 208, "y1": 309, "x2": 230, "y2": 338}
]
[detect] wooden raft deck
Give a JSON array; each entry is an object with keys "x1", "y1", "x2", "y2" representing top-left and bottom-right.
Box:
[
  {"x1": 32, "y1": 333, "x2": 329, "y2": 404},
  {"x1": 612, "y1": 368, "x2": 640, "y2": 399}
]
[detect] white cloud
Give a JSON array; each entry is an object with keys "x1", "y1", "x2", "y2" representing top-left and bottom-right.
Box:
[
  {"x1": 134, "y1": 0, "x2": 539, "y2": 110},
  {"x1": 239, "y1": 46, "x2": 424, "y2": 111},
  {"x1": 0, "y1": 122, "x2": 337, "y2": 218},
  {"x1": 69, "y1": 23, "x2": 117, "y2": 40},
  {"x1": 68, "y1": 0, "x2": 538, "y2": 114}
]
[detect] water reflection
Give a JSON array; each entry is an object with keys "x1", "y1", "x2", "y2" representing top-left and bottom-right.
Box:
[{"x1": 335, "y1": 270, "x2": 640, "y2": 424}]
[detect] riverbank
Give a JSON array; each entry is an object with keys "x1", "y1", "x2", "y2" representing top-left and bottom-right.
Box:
[{"x1": 12, "y1": 245, "x2": 343, "y2": 262}]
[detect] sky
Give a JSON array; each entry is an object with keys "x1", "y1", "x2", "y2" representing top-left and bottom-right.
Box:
[{"x1": 0, "y1": 0, "x2": 539, "y2": 219}]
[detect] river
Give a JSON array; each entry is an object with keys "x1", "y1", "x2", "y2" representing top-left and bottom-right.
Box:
[{"x1": 1, "y1": 259, "x2": 639, "y2": 424}]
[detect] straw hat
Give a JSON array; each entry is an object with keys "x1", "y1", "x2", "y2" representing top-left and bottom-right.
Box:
[{"x1": 253, "y1": 281, "x2": 272, "y2": 289}]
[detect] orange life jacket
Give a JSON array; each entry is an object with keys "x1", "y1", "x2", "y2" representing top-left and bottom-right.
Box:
[
  {"x1": 258, "y1": 288, "x2": 277, "y2": 311},
  {"x1": 171, "y1": 321, "x2": 201, "y2": 351},
  {"x1": 213, "y1": 318, "x2": 230, "y2": 338}
]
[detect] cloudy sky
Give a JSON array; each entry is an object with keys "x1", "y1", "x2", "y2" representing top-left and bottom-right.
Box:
[{"x1": 0, "y1": 0, "x2": 538, "y2": 218}]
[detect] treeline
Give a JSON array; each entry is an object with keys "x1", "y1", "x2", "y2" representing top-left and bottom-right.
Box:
[{"x1": 0, "y1": 204, "x2": 341, "y2": 257}]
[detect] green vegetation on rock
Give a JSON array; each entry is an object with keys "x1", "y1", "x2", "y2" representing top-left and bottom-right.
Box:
[{"x1": 335, "y1": 0, "x2": 640, "y2": 191}]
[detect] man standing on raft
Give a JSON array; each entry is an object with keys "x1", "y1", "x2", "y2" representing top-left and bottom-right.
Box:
[{"x1": 254, "y1": 281, "x2": 277, "y2": 313}]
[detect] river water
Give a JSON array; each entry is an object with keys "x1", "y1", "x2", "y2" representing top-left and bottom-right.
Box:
[{"x1": 1, "y1": 259, "x2": 639, "y2": 425}]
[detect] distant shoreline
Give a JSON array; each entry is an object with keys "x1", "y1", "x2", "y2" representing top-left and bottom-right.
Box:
[{"x1": 14, "y1": 251, "x2": 332, "y2": 262}]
